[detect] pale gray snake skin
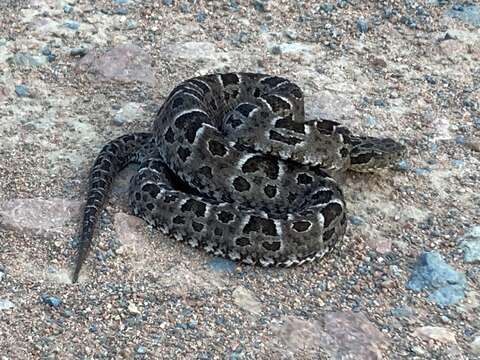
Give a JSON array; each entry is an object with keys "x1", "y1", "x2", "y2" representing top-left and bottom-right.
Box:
[{"x1": 72, "y1": 72, "x2": 406, "y2": 283}]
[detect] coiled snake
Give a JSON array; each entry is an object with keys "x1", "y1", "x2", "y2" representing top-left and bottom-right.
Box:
[{"x1": 72, "y1": 73, "x2": 405, "y2": 282}]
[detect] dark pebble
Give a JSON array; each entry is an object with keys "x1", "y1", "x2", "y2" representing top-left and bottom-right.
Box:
[
  {"x1": 179, "y1": 3, "x2": 190, "y2": 13},
  {"x1": 64, "y1": 20, "x2": 80, "y2": 30},
  {"x1": 114, "y1": 7, "x2": 128, "y2": 15},
  {"x1": 319, "y1": 3, "x2": 335, "y2": 13},
  {"x1": 424, "y1": 75, "x2": 436, "y2": 84},
  {"x1": 70, "y1": 47, "x2": 88, "y2": 57},
  {"x1": 373, "y1": 99, "x2": 386, "y2": 107},
  {"x1": 401, "y1": 15, "x2": 417, "y2": 28},
  {"x1": 195, "y1": 11, "x2": 207, "y2": 23},
  {"x1": 253, "y1": 0, "x2": 267, "y2": 12},
  {"x1": 162, "y1": 0, "x2": 173, "y2": 5},
  {"x1": 349, "y1": 216, "x2": 364, "y2": 225},
  {"x1": 473, "y1": 116, "x2": 480, "y2": 128},
  {"x1": 63, "y1": 4, "x2": 73, "y2": 14},
  {"x1": 41, "y1": 294, "x2": 62, "y2": 307},
  {"x1": 455, "y1": 135, "x2": 465, "y2": 145},
  {"x1": 357, "y1": 17, "x2": 368, "y2": 33},
  {"x1": 41, "y1": 46, "x2": 51, "y2": 56},
  {"x1": 414, "y1": 167, "x2": 432, "y2": 175},
  {"x1": 207, "y1": 257, "x2": 236, "y2": 273},
  {"x1": 15, "y1": 84, "x2": 28, "y2": 97}
]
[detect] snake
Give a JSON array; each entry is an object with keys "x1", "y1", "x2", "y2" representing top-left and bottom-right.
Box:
[{"x1": 72, "y1": 73, "x2": 406, "y2": 283}]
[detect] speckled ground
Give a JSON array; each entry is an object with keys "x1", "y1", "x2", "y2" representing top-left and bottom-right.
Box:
[{"x1": 0, "y1": 1, "x2": 479, "y2": 359}]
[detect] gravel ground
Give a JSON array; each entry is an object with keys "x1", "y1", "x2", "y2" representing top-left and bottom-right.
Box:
[{"x1": 0, "y1": 0, "x2": 479, "y2": 359}]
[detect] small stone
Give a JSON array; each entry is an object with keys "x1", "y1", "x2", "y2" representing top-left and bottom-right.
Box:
[
  {"x1": 179, "y1": 2, "x2": 190, "y2": 13},
  {"x1": 77, "y1": 43, "x2": 155, "y2": 85},
  {"x1": 0, "y1": 299, "x2": 15, "y2": 310},
  {"x1": 471, "y1": 336, "x2": 480, "y2": 355},
  {"x1": 112, "y1": 102, "x2": 143, "y2": 126},
  {"x1": 390, "y1": 306, "x2": 414, "y2": 318},
  {"x1": 460, "y1": 226, "x2": 480, "y2": 263},
  {"x1": 162, "y1": 0, "x2": 172, "y2": 5},
  {"x1": 401, "y1": 16, "x2": 417, "y2": 28},
  {"x1": 64, "y1": 20, "x2": 80, "y2": 30},
  {"x1": 366, "y1": 116, "x2": 376, "y2": 127},
  {"x1": 451, "y1": 159, "x2": 464, "y2": 167},
  {"x1": 187, "y1": 319, "x2": 198, "y2": 329},
  {"x1": 136, "y1": 345, "x2": 146, "y2": 354},
  {"x1": 446, "y1": 4, "x2": 480, "y2": 27},
  {"x1": 12, "y1": 52, "x2": 44, "y2": 67},
  {"x1": 396, "y1": 160, "x2": 410, "y2": 171},
  {"x1": 15, "y1": 84, "x2": 28, "y2": 97},
  {"x1": 233, "y1": 286, "x2": 262, "y2": 315},
  {"x1": 253, "y1": 0, "x2": 268, "y2": 12},
  {"x1": 195, "y1": 10, "x2": 206, "y2": 23},
  {"x1": 406, "y1": 251, "x2": 466, "y2": 306},
  {"x1": 0, "y1": 198, "x2": 81, "y2": 234},
  {"x1": 126, "y1": 19, "x2": 137, "y2": 30},
  {"x1": 114, "y1": 7, "x2": 128, "y2": 15},
  {"x1": 207, "y1": 257, "x2": 236, "y2": 273},
  {"x1": 413, "y1": 326, "x2": 457, "y2": 344},
  {"x1": 356, "y1": 17, "x2": 368, "y2": 33},
  {"x1": 41, "y1": 294, "x2": 62, "y2": 308},
  {"x1": 63, "y1": 4, "x2": 73, "y2": 13},
  {"x1": 127, "y1": 302, "x2": 140, "y2": 315},
  {"x1": 349, "y1": 216, "x2": 364, "y2": 225},
  {"x1": 319, "y1": 3, "x2": 335, "y2": 13},
  {"x1": 414, "y1": 167, "x2": 432, "y2": 175},
  {"x1": 41, "y1": 46, "x2": 51, "y2": 56},
  {"x1": 70, "y1": 47, "x2": 88, "y2": 57}
]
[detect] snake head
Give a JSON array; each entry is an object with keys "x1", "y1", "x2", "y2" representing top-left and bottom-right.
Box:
[{"x1": 349, "y1": 136, "x2": 407, "y2": 172}]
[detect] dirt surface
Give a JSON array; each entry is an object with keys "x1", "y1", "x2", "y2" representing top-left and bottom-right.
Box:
[{"x1": 0, "y1": 0, "x2": 479, "y2": 359}]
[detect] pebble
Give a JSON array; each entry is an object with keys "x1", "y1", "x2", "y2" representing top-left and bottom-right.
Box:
[
  {"x1": 136, "y1": 345, "x2": 146, "y2": 354},
  {"x1": 460, "y1": 226, "x2": 480, "y2": 263},
  {"x1": 349, "y1": 215, "x2": 364, "y2": 225},
  {"x1": 471, "y1": 336, "x2": 480, "y2": 355},
  {"x1": 253, "y1": 0, "x2": 268, "y2": 12},
  {"x1": 70, "y1": 47, "x2": 88, "y2": 57},
  {"x1": 114, "y1": 7, "x2": 128, "y2": 15},
  {"x1": 64, "y1": 20, "x2": 80, "y2": 30},
  {"x1": 112, "y1": 102, "x2": 143, "y2": 126},
  {"x1": 390, "y1": 305, "x2": 414, "y2": 318},
  {"x1": 162, "y1": 0, "x2": 173, "y2": 5},
  {"x1": 207, "y1": 257, "x2": 236, "y2": 273},
  {"x1": 451, "y1": 159, "x2": 464, "y2": 167},
  {"x1": 446, "y1": 4, "x2": 480, "y2": 27},
  {"x1": 356, "y1": 17, "x2": 368, "y2": 33},
  {"x1": 397, "y1": 160, "x2": 410, "y2": 171},
  {"x1": 127, "y1": 302, "x2": 140, "y2": 315},
  {"x1": 63, "y1": 4, "x2": 73, "y2": 14},
  {"x1": 41, "y1": 294, "x2": 62, "y2": 307},
  {"x1": 406, "y1": 251, "x2": 466, "y2": 306},
  {"x1": 233, "y1": 286, "x2": 262, "y2": 315},
  {"x1": 413, "y1": 326, "x2": 457, "y2": 344},
  {"x1": 401, "y1": 15, "x2": 417, "y2": 29},
  {"x1": 195, "y1": 11, "x2": 207, "y2": 23},
  {"x1": 15, "y1": 84, "x2": 28, "y2": 97},
  {"x1": 13, "y1": 53, "x2": 44, "y2": 67},
  {"x1": 414, "y1": 167, "x2": 432, "y2": 175},
  {"x1": 0, "y1": 299, "x2": 15, "y2": 310}
]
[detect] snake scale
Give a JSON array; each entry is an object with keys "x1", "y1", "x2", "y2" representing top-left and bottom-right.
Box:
[{"x1": 72, "y1": 73, "x2": 405, "y2": 283}]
